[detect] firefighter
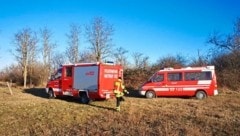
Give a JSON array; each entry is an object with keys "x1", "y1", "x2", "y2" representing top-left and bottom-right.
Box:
[{"x1": 114, "y1": 77, "x2": 129, "y2": 112}]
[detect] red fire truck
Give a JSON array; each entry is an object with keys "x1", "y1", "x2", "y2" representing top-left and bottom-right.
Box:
[
  {"x1": 46, "y1": 62, "x2": 123, "y2": 103},
  {"x1": 139, "y1": 66, "x2": 218, "y2": 99}
]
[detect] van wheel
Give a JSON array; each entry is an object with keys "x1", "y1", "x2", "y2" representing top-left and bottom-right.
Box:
[
  {"x1": 145, "y1": 91, "x2": 156, "y2": 98},
  {"x1": 48, "y1": 89, "x2": 55, "y2": 99},
  {"x1": 80, "y1": 93, "x2": 90, "y2": 104},
  {"x1": 196, "y1": 91, "x2": 207, "y2": 100}
]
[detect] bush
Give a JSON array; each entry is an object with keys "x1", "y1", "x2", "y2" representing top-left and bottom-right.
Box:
[{"x1": 211, "y1": 52, "x2": 240, "y2": 91}]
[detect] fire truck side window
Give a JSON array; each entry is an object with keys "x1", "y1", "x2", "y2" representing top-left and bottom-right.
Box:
[
  {"x1": 66, "y1": 67, "x2": 72, "y2": 77},
  {"x1": 168, "y1": 73, "x2": 182, "y2": 81},
  {"x1": 55, "y1": 68, "x2": 62, "y2": 79}
]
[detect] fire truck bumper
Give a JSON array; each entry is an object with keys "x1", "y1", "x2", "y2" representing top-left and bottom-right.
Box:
[
  {"x1": 214, "y1": 90, "x2": 218, "y2": 95},
  {"x1": 100, "y1": 93, "x2": 111, "y2": 99}
]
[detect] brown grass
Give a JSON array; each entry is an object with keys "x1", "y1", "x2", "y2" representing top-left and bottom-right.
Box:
[{"x1": 0, "y1": 86, "x2": 240, "y2": 136}]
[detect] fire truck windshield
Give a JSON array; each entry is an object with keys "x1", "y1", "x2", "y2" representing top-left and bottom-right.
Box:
[{"x1": 54, "y1": 68, "x2": 62, "y2": 79}]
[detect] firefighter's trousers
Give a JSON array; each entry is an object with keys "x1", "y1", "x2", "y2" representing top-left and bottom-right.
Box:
[{"x1": 116, "y1": 96, "x2": 124, "y2": 111}]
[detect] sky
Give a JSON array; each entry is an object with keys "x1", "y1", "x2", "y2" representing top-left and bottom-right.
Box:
[{"x1": 0, "y1": 0, "x2": 240, "y2": 70}]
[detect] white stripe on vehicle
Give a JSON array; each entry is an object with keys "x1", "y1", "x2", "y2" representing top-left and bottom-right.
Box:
[
  {"x1": 53, "y1": 88, "x2": 62, "y2": 92},
  {"x1": 198, "y1": 80, "x2": 211, "y2": 84},
  {"x1": 153, "y1": 88, "x2": 169, "y2": 91},
  {"x1": 182, "y1": 88, "x2": 197, "y2": 91}
]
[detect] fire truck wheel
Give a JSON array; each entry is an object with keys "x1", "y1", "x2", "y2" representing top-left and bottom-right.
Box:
[
  {"x1": 48, "y1": 89, "x2": 55, "y2": 99},
  {"x1": 145, "y1": 91, "x2": 156, "y2": 98},
  {"x1": 80, "y1": 93, "x2": 90, "y2": 104},
  {"x1": 196, "y1": 91, "x2": 207, "y2": 100}
]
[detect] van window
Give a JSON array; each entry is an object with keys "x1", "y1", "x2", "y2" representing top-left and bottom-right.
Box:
[
  {"x1": 168, "y1": 73, "x2": 182, "y2": 81},
  {"x1": 152, "y1": 74, "x2": 164, "y2": 82},
  {"x1": 185, "y1": 71, "x2": 212, "y2": 81}
]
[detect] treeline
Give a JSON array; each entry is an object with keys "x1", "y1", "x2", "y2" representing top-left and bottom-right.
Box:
[{"x1": 0, "y1": 17, "x2": 240, "y2": 91}]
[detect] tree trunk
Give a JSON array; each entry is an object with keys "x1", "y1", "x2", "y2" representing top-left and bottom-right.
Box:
[{"x1": 23, "y1": 65, "x2": 27, "y2": 88}]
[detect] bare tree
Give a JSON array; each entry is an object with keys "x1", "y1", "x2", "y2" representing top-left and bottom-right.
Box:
[
  {"x1": 40, "y1": 27, "x2": 56, "y2": 79},
  {"x1": 79, "y1": 50, "x2": 95, "y2": 63},
  {"x1": 132, "y1": 52, "x2": 142, "y2": 68},
  {"x1": 66, "y1": 23, "x2": 81, "y2": 63},
  {"x1": 207, "y1": 18, "x2": 240, "y2": 90},
  {"x1": 155, "y1": 54, "x2": 186, "y2": 69},
  {"x1": 85, "y1": 17, "x2": 114, "y2": 62},
  {"x1": 190, "y1": 49, "x2": 209, "y2": 66},
  {"x1": 12, "y1": 28, "x2": 38, "y2": 88},
  {"x1": 124, "y1": 52, "x2": 150, "y2": 90},
  {"x1": 132, "y1": 52, "x2": 149, "y2": 69},
  {"x1": 52, "y1": 52, "x2": 67, "y2": 71},
  {"x1": 113, "y1": 47, "x2": 129, "y2": 68},
  {"x1": 28, "y1": 36, "x2": 38, "y2": 87},
  {"x1": 208, "y1": 18, "x2": 240, "y2": 54}
]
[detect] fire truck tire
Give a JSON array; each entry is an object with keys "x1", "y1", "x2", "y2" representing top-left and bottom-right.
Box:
[
  {"x1": 145, "y1": 90, "x2": 156, "y2": 98},
  {"x1": 48, "y1": 89, "x2": 55, "y2": 99},
  {"x1": 196, "y1": 90, "x2": 207, "y2": 100},
  {"x1": 80, "y1": 93, "x2": 90, "y2": 104}
]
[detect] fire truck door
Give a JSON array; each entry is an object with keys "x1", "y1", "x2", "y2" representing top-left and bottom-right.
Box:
[
  {"x1": 53, "y1": 68, "x2": 62, "y2": 92},
  {"x1": 52, "y1": 78, "x2": 61, "y2": 92},
  {"x1": 62, "y1": 66, "x2": 73, "y2": 93}
]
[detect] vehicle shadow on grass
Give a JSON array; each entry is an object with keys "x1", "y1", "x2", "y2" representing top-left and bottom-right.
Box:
[
  {"x1": 62, "y1": 99, "x2": 116, "y2": 111},
  {"x1": 23, "y1": 88, "x2": 79, "y2": 103},
  {"x1": 23, "y1": 88, "x2": 116, "y2": 111},
  {"x1": 23, "y1": 88, "x2": 148, "y2": 111},
  {"x1": 23, "y1": 88, "x2": 49, "y2": 99},
  {"x1": 125, "y1": 90, "x2": 194, "y2": 99}
]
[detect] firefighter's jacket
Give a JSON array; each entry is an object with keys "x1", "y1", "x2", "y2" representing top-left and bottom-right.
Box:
[{"x1": 114, "y1": 79, "x2": 128, "y2": 97}]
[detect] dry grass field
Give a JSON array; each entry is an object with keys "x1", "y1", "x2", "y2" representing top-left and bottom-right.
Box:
[{"x1": 0, "y1": 85, "x2": 240, "y2": 136}]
